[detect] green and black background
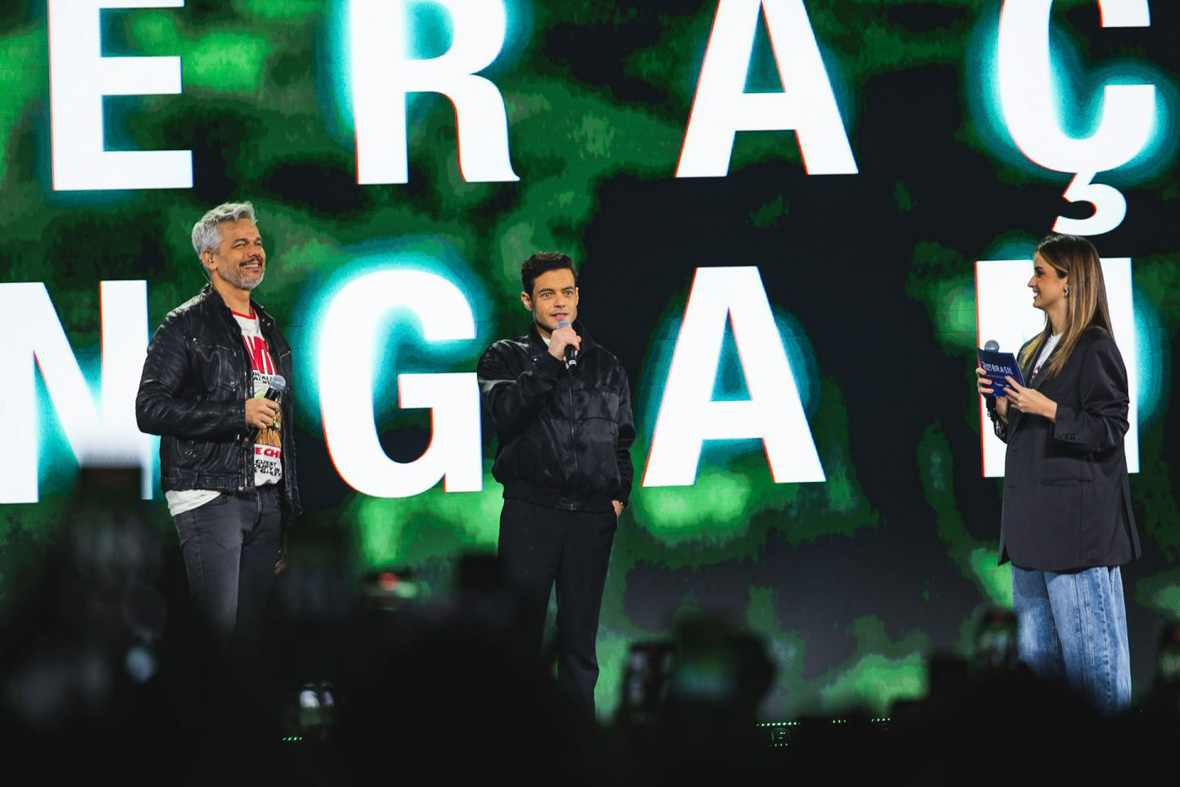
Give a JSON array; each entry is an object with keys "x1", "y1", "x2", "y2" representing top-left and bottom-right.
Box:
[{"x1": 1, "y1": 0, "x2": 1178, "y2": 719}]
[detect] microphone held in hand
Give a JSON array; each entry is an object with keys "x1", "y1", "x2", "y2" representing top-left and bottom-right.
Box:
[
  {"x1": 248, "y1": 375, "x2": 286, "y2": 439},
  {"x1": 262, "y1": 374, "x2": 287, "y2": 403},
  {"x1": 556, "y1": 321, "x2": 578, "y2": 368},
  {"x1": 982, "y1": 340, "x2": 998, "y2": 415}
]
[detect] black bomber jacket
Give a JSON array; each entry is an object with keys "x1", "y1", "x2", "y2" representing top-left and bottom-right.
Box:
[
  {"x1": 477, "y1": 321, "x2": 635, "y2": 513},
  {"x1": 135, "y1": 285, "x2": 300, "y2": 522}
]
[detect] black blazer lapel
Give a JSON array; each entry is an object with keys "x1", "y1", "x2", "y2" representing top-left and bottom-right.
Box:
[{"x1": 1009, "y1": 332, "x2": 1052, "y2": 434}]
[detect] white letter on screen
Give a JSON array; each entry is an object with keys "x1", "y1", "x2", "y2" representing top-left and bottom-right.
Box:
[
  {"x1": 48, "y1": 0, "x2": 192, "y2": 191},
  {"x1": 1052, "y1": 173, "x2": 1127, "y2": 236},
  {"x1": 644, "y1": 267, "x2": 824, "y2": 487},
  {"x1": 997, "y1": 0, "x2": 1154, "y2": 234},
  {"x1": 0, "y1": 281, "x2": 153, "y2": 504},
  {"x1": 349, "y1": 0, "x2": 518, "y2": 184},
  {"x1": 677, "y1": 0, "x2": 857, "y2": 178},
  {"x1": 319, "y1": 269, "x2": 482, "y2": 497},
  {"x1": 975, "y1": 257, "x2": 1138, "y2": 477}
]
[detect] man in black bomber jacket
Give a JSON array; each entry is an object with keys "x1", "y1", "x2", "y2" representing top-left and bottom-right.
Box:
[
  {"x1": 477, "y1": 252, "x2": 634, "y2": 714},
  {"x1": 136, "y1": 202, "x2": 299, "y2": 649}
]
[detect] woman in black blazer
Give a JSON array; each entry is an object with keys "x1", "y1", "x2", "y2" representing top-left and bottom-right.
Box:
[{"x1": 976, "y1": 233, "x2": 1139, "y2": 714}]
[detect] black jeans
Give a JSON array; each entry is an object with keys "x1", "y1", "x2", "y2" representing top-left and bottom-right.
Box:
[
  {"x1": 173, "y1": 485, "x2": 282, "y2": 646},
  {"x1": 497, "y1": 498, "x2": 617, "y2": 713}
]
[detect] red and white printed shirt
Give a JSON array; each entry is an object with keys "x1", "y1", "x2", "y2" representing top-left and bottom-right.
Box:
[{"x1": 233, "y1": 309, "x2": 283, "y2": 488}]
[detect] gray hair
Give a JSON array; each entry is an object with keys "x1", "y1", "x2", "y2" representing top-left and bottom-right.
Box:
[{"x1": 191, "y1": 201, "x2": 257, "y2": 260}]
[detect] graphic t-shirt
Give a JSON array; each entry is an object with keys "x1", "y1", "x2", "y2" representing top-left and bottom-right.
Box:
[
  {"x1": 234, "y1": 310, "x2": 284, "y2": 487},
  {"x1": 166, "y1": 308, "x2": 282, "y2": 517}
]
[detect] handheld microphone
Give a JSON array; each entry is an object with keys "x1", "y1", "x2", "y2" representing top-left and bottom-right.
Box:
[
  {"x1": 249, "y1": 375, "x2": 286, "y2": 439},
  {"x1": 982, "y1": 340, "x2": 999, "y2": 416},
  {"x1": 262, "y1": 374, "x2": 287, "y2": 403},
  {"x1": 556, "y1": 321, "x2": 578, "y2": 368}
]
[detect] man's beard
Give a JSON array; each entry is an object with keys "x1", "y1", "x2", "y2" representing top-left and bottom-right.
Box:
[{"x1": 215, "y1": 263, "x2": 264, "y2": 291}]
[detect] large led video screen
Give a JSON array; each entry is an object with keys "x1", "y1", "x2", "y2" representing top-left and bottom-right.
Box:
[{"x1": 2, "y1": 0, "x2": 1178, "y2": 718}]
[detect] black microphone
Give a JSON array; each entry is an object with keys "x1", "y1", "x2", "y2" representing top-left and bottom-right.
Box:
[
  {"x1": 556, "y1": 321, "x2": 578, "y2": 368},
  {"x1": 248, "y1": 375, "x2": 286, "y2": 439},
  {"x1": 982, "y1": 340, "x2": 999, "y2": 416},
  {"x1": 262, "y1": 374, "x2": 287, "y2": 403}
]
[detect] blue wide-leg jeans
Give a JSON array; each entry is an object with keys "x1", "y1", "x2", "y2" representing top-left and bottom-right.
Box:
[{"x1": 1011, "y1": 564, "x2": 1131, "y2": 715}]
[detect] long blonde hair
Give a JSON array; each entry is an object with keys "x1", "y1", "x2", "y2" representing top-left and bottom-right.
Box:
[{"x1": 1018, "y1": 233, "x2": 1114, "y2": 381}]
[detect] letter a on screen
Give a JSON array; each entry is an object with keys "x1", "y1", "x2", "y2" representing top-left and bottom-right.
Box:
[
  {"x1": 677, "y1": 0, "x2": 857, "y2": 177},
  {"x1": 644, "y1": 267, "x2": 824, "y2": 486}
]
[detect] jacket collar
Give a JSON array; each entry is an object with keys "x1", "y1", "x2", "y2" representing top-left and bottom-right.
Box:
[{"x1": 200, "y1": 283, "x2": 274, "y2": 327}]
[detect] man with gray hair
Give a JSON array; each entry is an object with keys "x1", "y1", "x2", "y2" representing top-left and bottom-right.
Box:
[{"x1": 136, "y1": 201, "x2": 299, "y2": 650}]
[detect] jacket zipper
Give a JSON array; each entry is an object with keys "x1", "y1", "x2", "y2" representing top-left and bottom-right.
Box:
[
  {"x1": 568, "y1": 373, "x2": 578, "y2": 499},
  {"x1": 277, "y1": 346, "x2": 291, "y2": 509},
  {"x1": 238, "y1": 307, "x2": 253, "y2": 492}
]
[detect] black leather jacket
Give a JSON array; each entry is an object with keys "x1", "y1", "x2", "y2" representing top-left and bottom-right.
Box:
[
  {"x1": 135, "y1": 285, "x2": 300, "y2": 523},
  {"x1": 477, "y1": 322, "x2": 634, "y2": 512}
]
